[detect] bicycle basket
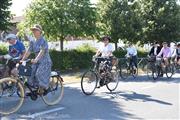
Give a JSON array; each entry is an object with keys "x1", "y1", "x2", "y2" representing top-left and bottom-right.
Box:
[{"x1": 18, "y1": 64, "x2": 32, "y2": 76}]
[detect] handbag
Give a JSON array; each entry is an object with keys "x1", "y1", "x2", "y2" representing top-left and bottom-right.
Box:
[{"x1": 18, "y1": 64, "x2": 32, "y2": 76}]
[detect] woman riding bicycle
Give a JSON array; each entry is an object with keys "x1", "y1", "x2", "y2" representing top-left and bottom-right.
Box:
[
  {"x1": 95, "y1": 36, "x2": 114, "y2": 64},
  {"x1": 21, "y1": 24, "x2": 52, "y2": 94},
  {"x1": 95, "y1": 36, "x2": 113, "y2": 57}
]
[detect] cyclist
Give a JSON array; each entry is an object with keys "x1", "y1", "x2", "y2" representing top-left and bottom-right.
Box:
[
  {"x1": 148, "y1": 42, "x2": 161, "y2": 59},
  {"x1": 21, "y1": 24, "x2": 52, "y2": 94},
  {"x1": 157, "y1": 42, "x2": 171, "y2": 68},
  {"x1": 175, "y1": 42, "x2": 180, "y2": 65},
  {"x1": 0, "y1": 34, "x2": 25, "y2": 76},
  {"x1": 126, "y1": 43, "x2": 138, "y2": 70},
  {"x1": 95, "y1": 36, "x2": 113, "y2": 57},
  {"x1": 95, "y1": 36, "x2": 114, "y2": 65},
  {"x1": 170, "y1": 43, "x2": 177, "y2": 63},
  {"x1": 94, "y1": 36, "x2": 114, "y2": 86}
]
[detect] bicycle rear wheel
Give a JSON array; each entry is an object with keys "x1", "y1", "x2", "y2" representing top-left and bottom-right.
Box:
[
  {"x1": 106, "y1": 69, "x2": 119, "y2": 92},
  {"x1": 81, "y1": 70, "x2": 98, "y2": 95},
  {"x1": 42, "y1": 76, "x2": 64, "y2": 106},
  {"x1": 119, "y1": 62, "x2": 129, "y2": 80},
  {"x1": 165, "y1": 64, "x2": 174, "y2": 78},
  {"x1": 0, "y1": 77, "x2": 24, "y2": 115},
  {"x1": 132, "y1": 66, "x2": 138, "y2": 78}
]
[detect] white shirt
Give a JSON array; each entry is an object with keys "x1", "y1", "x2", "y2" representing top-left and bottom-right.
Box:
[
  {"x1": 98, "y1": 43, "x2": 113, "y2": 57},
  {"x1": 126, "y1": 46, "x2": 137, "y2": 56},
  {"x1": 154, "y1": 47, "x2": 157, "y2": 55},
  {"x1": 170, "y1": 47, "x2": 176, "y2": 57}
]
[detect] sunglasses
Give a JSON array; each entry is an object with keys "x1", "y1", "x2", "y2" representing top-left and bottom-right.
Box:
[{"x1": 7, "y1": 38, "x2": 13, "y2": 41}]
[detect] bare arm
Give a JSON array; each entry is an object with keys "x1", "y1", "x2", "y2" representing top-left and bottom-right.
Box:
[
  {"x1": 21, "y1": 51, "x2": 31, "y2": 61},
  {"x1": 34, "y1": 49, "x2": 45, "y2": 62}
]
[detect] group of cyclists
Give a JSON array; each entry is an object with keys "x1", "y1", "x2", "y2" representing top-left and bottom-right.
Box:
[
  {"x1": 0, "y1": 24, "x2": 52, "y2": 95},
  {"x1": 148, "y1": 42, "x2": 180, "y2": 71},
  {"x1": 0, "y1": 24, "x2": 180, "y2": 92},
  {"x1": 94, "y1": 37, "x2": 180, "y2": 78}
]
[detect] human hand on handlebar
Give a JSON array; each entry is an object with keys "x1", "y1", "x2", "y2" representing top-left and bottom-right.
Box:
[{"x1": 31, "y1": 59, "x2": 38, "y2": 64}]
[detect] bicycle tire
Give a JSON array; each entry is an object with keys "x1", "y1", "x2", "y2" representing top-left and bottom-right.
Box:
[
  {"x1": 42, "y1": 76, "x2": 64, "y2": 106},
  {"x1": 0, "y1": 77, "x2": 24, "y2": 115},
  {"x1": 81, "y1": 70, "x2": 98, "y2": 95}
]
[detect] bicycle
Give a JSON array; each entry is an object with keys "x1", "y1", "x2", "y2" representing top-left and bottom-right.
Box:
[
  {"x1": 0, "y1": 59, "x2": 64, "y2": 115},
  {"x1": 146, "y1": 56, "x2": 160, "y2": 80},
  {"x1": 119, "y1": 56, "x2": 138, "y2": 80},
  {"x1": 0, "y1": 55, "x2": 21, "y2": 97},
  {"x1": 81, "y1": 57, "x2": 119, "y2": 95},
  {"x1": 146, "y1": 57, "x2": 174, "y2": 80}
]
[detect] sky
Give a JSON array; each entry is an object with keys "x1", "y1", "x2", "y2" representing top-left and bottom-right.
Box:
[{"x1": 10, "y1": 0, "x2": 99, "y2": 16}]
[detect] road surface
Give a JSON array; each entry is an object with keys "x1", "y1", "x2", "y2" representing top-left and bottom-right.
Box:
[{"x1": 1, "y1": 74, "x2": 180, "y2": 120}]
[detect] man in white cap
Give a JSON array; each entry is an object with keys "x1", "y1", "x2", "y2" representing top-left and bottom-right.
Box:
[{"x1": 0, "y1": 34, "x2": 25, "y2": 76}]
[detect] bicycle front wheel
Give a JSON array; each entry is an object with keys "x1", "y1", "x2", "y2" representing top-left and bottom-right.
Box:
[
  {"x1": 106, "y1": 69, "x2": 119, "y2": 92},
  {"x1": 81, "y1": 70, "x2": 98, "y2": 95},
  {"x1": 0, "y1": 77, "x2": 24, "y2": 115},
  {"x1": 42, "y1": 76, "x2": 64, "y2": 106},
  {"x1": 146, "y1": 63, "x2": 153, "y2": 79}
]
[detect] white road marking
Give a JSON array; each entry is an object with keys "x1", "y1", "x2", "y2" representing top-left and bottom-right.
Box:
[{"x1": 22, "y1": 107, "x2": 65, "y2": 119}]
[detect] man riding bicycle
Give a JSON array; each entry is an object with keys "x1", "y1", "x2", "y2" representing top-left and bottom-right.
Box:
[
  {"x1": 148, "y1": 42, "x2": 161, "y2": 60},
  {"x1": 157, "y1": 42, "x2": 171, "y2": 68},
  {"x1": 175, "y1": 42, "x2": 180, "y2": 65},
  {"x1": 0, "y1": 34, "x2": 25, "y2": 77}
]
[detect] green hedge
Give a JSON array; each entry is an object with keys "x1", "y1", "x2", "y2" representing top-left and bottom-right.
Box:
[
  {"x1": 50, "y1": 50, "x2": 95, "y2": 71},
  {"x1": 0, "y1": 46, "x2": 148, "y2": 71}
]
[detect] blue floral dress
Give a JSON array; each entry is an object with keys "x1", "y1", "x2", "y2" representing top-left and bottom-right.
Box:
[{"x1": 28, "y1": 36, "x2": 52, "y2": 88}]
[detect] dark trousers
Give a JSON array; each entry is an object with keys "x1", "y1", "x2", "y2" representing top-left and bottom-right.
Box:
[{"x1": 129, "y1": 56, "x2": 137, "y2": 68}]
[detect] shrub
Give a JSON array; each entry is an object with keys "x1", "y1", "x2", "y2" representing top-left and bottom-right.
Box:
[{"x1": 0, "y1": 43, "x2": 148, "y2": 71}]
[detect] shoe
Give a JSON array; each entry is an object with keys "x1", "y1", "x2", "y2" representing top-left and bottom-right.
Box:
[{"x1": 37, "y1": 87, "x2": 45, "y2": 95}]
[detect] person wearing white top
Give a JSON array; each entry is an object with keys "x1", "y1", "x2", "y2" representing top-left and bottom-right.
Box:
[
  {"x1": 96, "y1": 36, "x2": 113, "y2": 57},
  {"x1": 126, "y1": 43, "x2": 138, "y2": 69}
]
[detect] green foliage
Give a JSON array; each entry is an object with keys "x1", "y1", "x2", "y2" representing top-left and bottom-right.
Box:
[
  {"x1": 0, "y1": 0, "x2": 12, "y2": 31},
  {"x1": 76, "y1": 43, "x2": 96, "y2": 52},
  {"x1": 0, "y1": 44, "x2": 148, "y2": 71},
  {"x1": 113, "y1": 49, "x2": 148, "y2": 58},
  {"x1": 50, "y1": 50, "x2": 95, "y2": 71},
  {"x1": 98, "y1": 0, "x2": 180, "y2": 44},
  {"x1": 0, "y1": 44, "x2": 8, "y2": 54},
  {"x1": 139, "y1": 0, "x2": 180, "y2": 43},
  {"x1": 18, "y1": 0, "x2": 99, "y2": 51}
]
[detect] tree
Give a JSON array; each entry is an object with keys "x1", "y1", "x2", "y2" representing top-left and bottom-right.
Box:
[
  {"x1": 139, "y1": 0, "x2": 180, "y2": 43},
  {"x1": 0, "y1": 0, "x2": 12, "y2": 31},
  {"x1": 98, "y1": 0, "x2": 143, "y2": 50},
  {"x1": 19, "y1": 0, "x2": 98, "y2": 51}
]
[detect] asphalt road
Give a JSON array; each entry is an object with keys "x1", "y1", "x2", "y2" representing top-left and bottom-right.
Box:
[{"x1": 1, "y1": 73, "x2": 180, "y2": 120}]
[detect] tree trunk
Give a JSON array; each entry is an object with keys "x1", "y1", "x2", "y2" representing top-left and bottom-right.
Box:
[
  {"x1": 60, "y1": 39, "x2": 64, "y2": 51},
  {"x1": 115, "y1": 42, "x2": 118, "y2": 51}
]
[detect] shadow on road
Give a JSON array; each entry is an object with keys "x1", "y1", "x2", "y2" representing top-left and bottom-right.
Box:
[
  {"x1": 104, "y1": 91, "x2": 172, "y2": 106},
  {"x1": 59, "y1": 86, "x2": 143, "y2": 120},
  {"x1": 120, "y1": 74, "x2": 180, "y2": 83},
  {"x1": 1, "y1": 86, "x2": 142, "y2": 120}
]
